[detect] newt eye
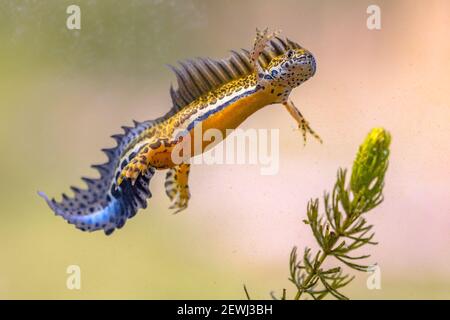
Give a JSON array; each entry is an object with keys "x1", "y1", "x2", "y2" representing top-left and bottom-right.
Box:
[{"x1": 287, "y1": 50, "x2": 294, "y2": 58}]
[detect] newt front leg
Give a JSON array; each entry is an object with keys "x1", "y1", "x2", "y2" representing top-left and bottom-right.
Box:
[
  {"x1": 283, "y1": 99, "x2": 323, "y2": 145},
  {"x1": 251, "y1": 27, "x2": 280, "y2": 83}
]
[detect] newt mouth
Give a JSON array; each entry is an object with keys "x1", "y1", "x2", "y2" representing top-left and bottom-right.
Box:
[
  {"x1": 309, "y1": 55, "x2": 317, "y2": 76},
  {"x1": 296, "y1": 54, "x2": 316, "y2": 77}
]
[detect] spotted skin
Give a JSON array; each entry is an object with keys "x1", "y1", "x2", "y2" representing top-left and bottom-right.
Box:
[
  {"x1": 39, "y1": 29, "x2": 321, "y2": 235},
  {"x1": 164, "y1": 164, "x2": 191, "y2": 214}
]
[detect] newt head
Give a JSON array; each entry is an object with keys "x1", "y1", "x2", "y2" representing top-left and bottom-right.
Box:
[{"x1": 266, "y1": 47, "x2": 317, "y2": 90}]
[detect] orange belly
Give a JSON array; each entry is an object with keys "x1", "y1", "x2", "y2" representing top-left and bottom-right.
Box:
[
  {"x1": 150, "y1": 89, "x2": 271, "y2": 168},
  {"x1": 188, "y1": 90, "x2": 270, "y2": 156}
]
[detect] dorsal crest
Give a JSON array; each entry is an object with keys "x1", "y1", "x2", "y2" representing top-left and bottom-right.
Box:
[{"x1": 167, "y1": 37, "x2": 301, "y2": 113}]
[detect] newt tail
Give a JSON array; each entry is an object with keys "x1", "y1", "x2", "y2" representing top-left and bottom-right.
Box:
[
  {"x1": 38, "y1": 120, "x2": 159, "y2": 235},
  {"x1": 39, "y1": 28, "x2": 321, "y2": 235}
]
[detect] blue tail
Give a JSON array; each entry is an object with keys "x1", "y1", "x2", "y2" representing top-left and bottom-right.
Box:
[{"x1": 39, "y1": 119, "x2": 158, "y2": 235}]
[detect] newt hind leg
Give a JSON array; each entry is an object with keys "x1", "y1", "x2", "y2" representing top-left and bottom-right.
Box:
[
  {"x1": 117, "y1": 139, "x2": 172, "y2": 186},
  {"x1": 164, "y1": 163, "x2": 191, "y2": 214}
]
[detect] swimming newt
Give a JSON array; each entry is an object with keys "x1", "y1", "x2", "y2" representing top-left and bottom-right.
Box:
[{"x1": 39, "y1": 29, "x2": 321, "y2": 235}]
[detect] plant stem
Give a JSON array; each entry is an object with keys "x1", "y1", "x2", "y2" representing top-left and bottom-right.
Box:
[{"x1": 294, "y1": 250, "x2": 328, "y2": 300}]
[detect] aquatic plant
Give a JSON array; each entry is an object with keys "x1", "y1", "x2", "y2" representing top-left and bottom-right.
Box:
[{"x1": 245, "y1": 128, "x2": 391, "y2": 300}]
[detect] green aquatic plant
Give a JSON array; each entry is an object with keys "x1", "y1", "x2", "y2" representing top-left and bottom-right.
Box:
[{"x1": 246, "y1": 128, "x2": 391, "y2": 300}]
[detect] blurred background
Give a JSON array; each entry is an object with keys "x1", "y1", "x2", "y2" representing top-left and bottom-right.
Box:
[{"x1": 0, "y1": 0, "x2": 449, "y2": 299}]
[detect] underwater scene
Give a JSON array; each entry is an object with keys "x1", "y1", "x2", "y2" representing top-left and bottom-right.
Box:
[{"x1": 0, "y1": 0, "x2": 449, "y2": 300}]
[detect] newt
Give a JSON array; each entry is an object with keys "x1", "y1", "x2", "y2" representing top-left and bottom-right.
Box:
[{"x1": 39, "y1": 29, "x2": 321, "y2": 235}]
